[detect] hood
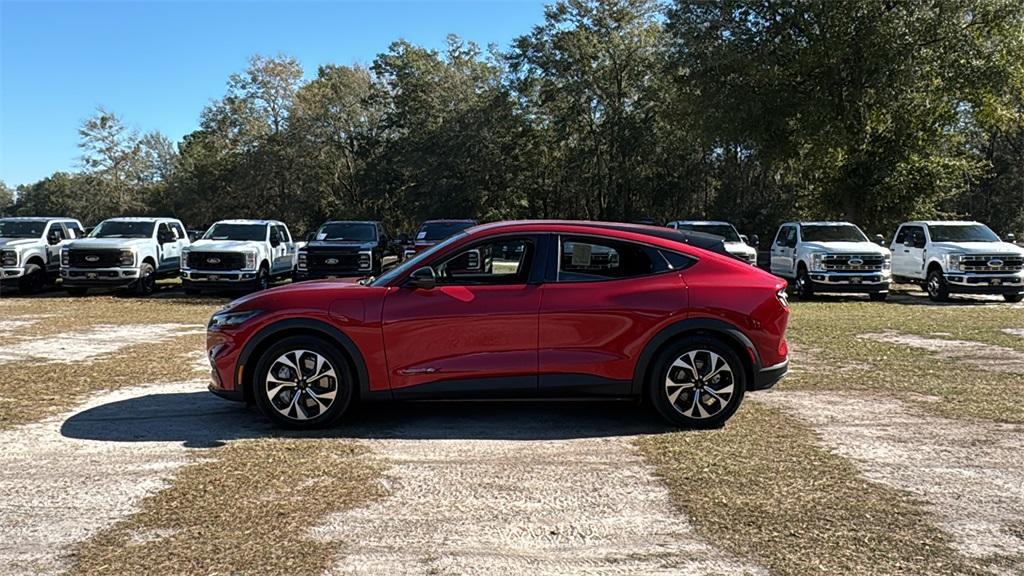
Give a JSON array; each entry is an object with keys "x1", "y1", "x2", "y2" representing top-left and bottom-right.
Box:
[
  {"x1": 227, "y1": 278, "x2": 367, "y2": 310},
  {"x1": 66, "y1": 237, "x2": 152, "y2": 250},
  {"x1": 190, "y1": 239, "x2": 262, "y2": 252},
  {"x1": 723, "y1": 241, "x2": 757, "y2": 256},
  {"x1": 802, "y1": 241, "x2": 889, "y2": 255},
  {"x1": 0, "y1": 238, "x2": 41, "y2": 250},
  {"x1": 305, "y1": 240, "x2": 377, "y2": 250},
  {"x1": 929, "y1": 241, "x2": 1024, "y2": 255}
]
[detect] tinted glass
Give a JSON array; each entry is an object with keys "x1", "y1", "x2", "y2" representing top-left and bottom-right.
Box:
[
  {"x1": 370, "y1": 232, "x2": 468, "y2": 287},
  {"x1": 418, "y1": 221, "x2": 476, "y2": 242},
  {"x1": 90, "y1": 220, "x2": 155, "y2": 238},
  {"x1": 0, "y1": 220, "x2": 47, "y2": 238},
  {"x1": 558, "y1": 237, "x2": 665, "y2": 281},
  {"x1": 317, "y1": 222, "x2": 376, "y2": 242},
  {"x1": 436, "y1": 238, "x2": 534, "y2": 285},
  {"x1": 929, "y1": 224, "x2": 999, "y2": 243},
  {"x1": 203, "y1": 223, "x2": 266, "y2": 241},
  {"x1": 673, "y1": 223, "x2": 741, "y2": 243},
  {"x1": 800, "y1": 224, "x2": 867, "y2": 243}
]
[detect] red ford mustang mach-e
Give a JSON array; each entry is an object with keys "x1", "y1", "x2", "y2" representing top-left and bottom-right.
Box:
[{"x1": 206, "y1": 221, "x2": 790, "y2": 429}]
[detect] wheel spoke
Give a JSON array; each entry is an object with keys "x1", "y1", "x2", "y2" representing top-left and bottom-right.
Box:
[
  {"x1": 666, "y1": 348, "x2": 737, "y2": 420},
  {"x1": 665, "y1": 382, "x2": 693, "y2": 405},
  {"x1": 266, "y1": 349, "x2": 339, "y2": 422}
]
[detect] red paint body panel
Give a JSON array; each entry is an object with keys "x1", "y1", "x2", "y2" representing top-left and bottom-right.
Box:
[{"x1": 208, "y1": 220, "x2": 790, "y2": 402}]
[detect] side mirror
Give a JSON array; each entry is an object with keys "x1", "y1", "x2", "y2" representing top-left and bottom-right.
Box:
[
  {"x1": 874, "y1": 234, "x2": 885, "y2": 246},
  {"x1": 406, "y1": 266, "x2": 436, "y2": 290},
  {"x1": 750, "y1": 234, "x2": 759, "y2": 248},
  {"x1": 1008, "y1": 233, "x2": 1017, "y2": 244},
  {"x1": 48, "y1": 232, "x2": 62, "y2": 245},
  {"x1": 270, "y1": 234, "x2": 281, "y2": 247}
]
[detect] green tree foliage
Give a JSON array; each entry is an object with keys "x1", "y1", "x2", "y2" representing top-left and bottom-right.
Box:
[
  {"x1": 0, "y1": 181, "x2": 13, "y2": 215},
  {"x1": 9, "y1": 0, "x2": 1024, "y2": 239}
]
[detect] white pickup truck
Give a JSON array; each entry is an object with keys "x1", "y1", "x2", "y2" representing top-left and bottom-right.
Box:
[
  {"x1": 890, "y1": 221, "x2": 1024, "y2": 303},
  {"x1": 181, "y1": 219, "x2": 296, "y2": 293},
  {"x1": 770, "y1": 221, "x2": 892, "y2": 301},
  {"x1": 666, "y1": 220, "x2": 758, "y2": 265},
  {"x1": 0, "y1": 217, "x2": 85, "y2": 294},
  {"x1": 61, "y1": 217, "x2": 190, "y2": 296}
]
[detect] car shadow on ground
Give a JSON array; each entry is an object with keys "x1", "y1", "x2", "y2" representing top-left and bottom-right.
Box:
[{"x1": 61, "y1": 392, "x2": 673, "y2": 448}]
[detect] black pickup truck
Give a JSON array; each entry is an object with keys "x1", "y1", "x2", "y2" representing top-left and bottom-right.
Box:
[{"x1": 296, "y1": 220, "x2": 402, "y2": 280}]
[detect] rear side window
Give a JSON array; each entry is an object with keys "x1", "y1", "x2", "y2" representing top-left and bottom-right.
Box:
[{"x1": 558, "y1": 236, "x2": 676, "y2": 282}]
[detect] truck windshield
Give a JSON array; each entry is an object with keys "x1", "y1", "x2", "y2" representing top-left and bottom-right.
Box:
[
  {"x1": 0, "y1": 220, "x2": 46, "y2": 238},
  {"x1": 674, "y1": 223, "x2": 741, "y2": 243},
  {"x1": 928, "y1": 224, "x2": 1000, "y2": 243},
  {"x1": 317, "y1": 222, "x2": 377, "y2": 242},
  {"x1": 800, "y1": 225, "x2": 867, "y2": 243},
  {"x1": 203, "y1": 223, "x2": 266, "y2": 241},
  {"x1": 418, "y1": 221, "x2": 476, "y2": 242},
  {"x1": 89, "y1": 221, "x2": 155, "y2": 239}
]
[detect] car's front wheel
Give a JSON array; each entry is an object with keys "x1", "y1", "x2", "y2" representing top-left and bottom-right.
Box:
[
  {"x1": 649, "y1": 337, "x2": 746, "y2": 429},
  {"x1": 135, "y1": 263, "x2": 156, "y2": 296},
  {"x1": 926, "y1": 269, "x2": 950, "y2": 302},
  {"x1": 794, "y1": 265, "x2": 814, "y2": 300},
  {"x1": 18, "y1": 263, "x2": 46, "y2": 295},
  {"x1": 1005, "y1": 293, "x2": 1024, "y2": 303},
  {"x1": 253, "y1": 336, "x2": 353, "y2": 429}
]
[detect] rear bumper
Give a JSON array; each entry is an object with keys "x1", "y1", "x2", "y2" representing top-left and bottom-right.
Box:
[{"x1": 751, "y1": 359, "x2": 788, "y2": 391}]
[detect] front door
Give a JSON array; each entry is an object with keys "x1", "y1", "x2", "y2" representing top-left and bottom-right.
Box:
[
  {"x1": 770, "y1": 226, "x2": 797, "y2": 277},
  {"x1": 271, "y1": 225, "x2": 294, "y2": 274},
  {"x1": 156, "y1": 223, "x2": 181, "y2": 272},
  {"x1": 381, "y1": 235, "x2": 542, "y2": 396},
  {"x1": 43, "y1": 222, "x2": 68, "y2": 272},
  {"x1": 893, "y1": 225, "x2": 926, "y2": 279}
]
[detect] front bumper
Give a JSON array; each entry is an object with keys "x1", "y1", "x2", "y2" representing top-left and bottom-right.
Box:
[
  {"x1": 943, "y1": 272, "x2": 1023, "y2": 295},
  {"x1": 182, "y1": 269, "x2": 258, "y2": 289},
  {"x1": 295, "y1": 269, "x2": 370, "y2": 281},
  {"x1": 61, "y1": 267, "x2": 140, "y2": 287},
  {"x1": 808, "y1": 271, "x2": 890, "y2": 293},
  {"x1": 751, "y1": 359, "x2": 788, "y2": 391}
]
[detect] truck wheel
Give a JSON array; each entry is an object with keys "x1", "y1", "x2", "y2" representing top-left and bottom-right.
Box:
[
  {"x1": 794, "y1": 265, "x2": 814, "y2": 300},
  {"x1": 648, "y1": 336, "x2": 746, "y2": 429},
  {"x1": 869, "y1": 292, "x2": 888, "y2": 302},
  {"x1": 135, "y1": 263, "x2": 156, "y2": 296},
  {"x1": 252, "y1": 336, "x2": 354, "y2": 429},
  {"x1": 18, "y1": 263, "x2": 46, "y2": 295},
  {"x1": 926, "y1": 269, "x2": 950, "y2": 302},
  {"x1": 252, "y1": 265, "x2": 270, "y2": 292},
  {"x1": 1005, "y1": 293, "x2": 1023, "y2": 303}
]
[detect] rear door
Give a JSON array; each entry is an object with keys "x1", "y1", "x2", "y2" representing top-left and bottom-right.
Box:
[{"x1": 381, "y1": 234, "x2": 544, "y2": 396}]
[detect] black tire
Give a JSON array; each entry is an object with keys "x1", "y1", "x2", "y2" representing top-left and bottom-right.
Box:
[
  {"x1": 252, "y1": 335, "x2": 354, "y2": 429},
  {"x1": 793, "y1": 264, "x2": 814, "y2": 300},
  {"x1": 134, "y1": 262, "x2": 156, "y2": 296},
  {"x1": 18, "y1": 263, "x2": 46, "y2": 295},
  {"x1": 869, "y1": 291, "x2": 888, "y2": 302},
  {"x1": 926, "y1": 268, "x2": 950, "y2": 302},
  {"x1": 66, "y1": 287, "x2": 88, "y2": 296},
  {"x1": 252, "y1": 265, "x2": 270, "y2": 292},
  {"x1": 648, "y1": 336, "x2": 747, "y2": 429},
  {"x1": 1004, "y1": 293, "x2": 1024, "y2": 303}
]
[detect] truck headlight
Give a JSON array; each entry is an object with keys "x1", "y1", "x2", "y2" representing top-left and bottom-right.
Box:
[
  {"x1": 61, "y1": 248, "x2": 69, "y2": 267},
  {"x1": 1, "y1": 250, "x2": 17, "y2": 267},
  {"x1": 810, "y1": 252, "x2": 826, "y2": 272},
  {"x1": 358, "y1": 250, "x2": 372, "y2": 270},
  {"x1": 244, "y1": 251, "x2": 257, "y2": 271},
  {"x1": 947, "y1": 253, "x2": 964, "y2": 272},
  {"x1": 119, "y1": 249, "x2": 136, "y2": 267},
  {"x1": 298, "y1": 252, "x2": 307, "y2": 270},
  {"x1": 882, "y1": 254, "x2": 892, "y2": 270},
  {"x1": 208, "y1": 309, "x2": 262, "y2": 330}
]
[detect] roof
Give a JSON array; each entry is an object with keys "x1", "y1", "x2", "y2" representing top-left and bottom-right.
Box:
[
  {"x1": 0, "y1": 216, "x2": 76, "y2": 222},
  {"x1": 212, "y1": 219, "x2": 282, "y2": 226},
  {"x1": 467, "y1": 220, "x2": 732, "y2": 258},
  {"x1": 99, "y1": 217, "x2": 178, "y2": 223},
  {"x1": 668, "y1": 220, "x2": 735, "y2": 227},
  {"x1": 420, "y1": 219, "x2": 477, "y2": 224},
  {"x1": 783, "y1": 221, "x2": 858, "y2": 227},
  {"x1": 901, "y1": 220, "x2": 982, "y2": 227},
  {"x1": 320, "y1": 220, "x2": 380, "y2": 226}
]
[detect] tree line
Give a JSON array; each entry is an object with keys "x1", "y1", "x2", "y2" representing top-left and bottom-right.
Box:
[{"x1": 4, "y1": 0, "x2": 1023, "y2": 243}]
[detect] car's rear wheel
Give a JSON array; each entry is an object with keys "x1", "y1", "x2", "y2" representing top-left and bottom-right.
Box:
[
  {"x1": 926, "y1": 269, "x2": 950, "y2": 302},
  {"x1": 18, "y1": 263, "x2": 46, "y2": 295},
  {"x1": 1005, "y1": 293, "x2": 1024, "y2": 303},
  {"x1": 253, "y1": 336, "x2": 353, "y2": 429},
  {"x1": 649, "y1": 337, "x2": 746, "y2": 429}
]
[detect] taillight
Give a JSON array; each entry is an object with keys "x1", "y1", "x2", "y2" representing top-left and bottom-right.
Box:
[{"x1": 776, "y1": 288, "x2": 789, "y2": 308}]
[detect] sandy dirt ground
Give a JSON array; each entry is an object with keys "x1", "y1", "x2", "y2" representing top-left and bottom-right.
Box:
[
  {"x1": 859, "y1": 330, "x2": 1024, "y2": 373},
  {"x1": 0, "y1": 323, "x2": 204, "y2": 364},
  {"x1": 758, "y1": 390, "x2": 1024, "y2": 566},
  {"x1": 317, "y1": 405, "x2": 767, "y2": 576}
]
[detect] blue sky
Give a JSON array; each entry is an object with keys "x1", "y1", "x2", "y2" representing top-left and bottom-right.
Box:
[{"x1": 0, "y1": 1, "x2": 548, "y2": 187}]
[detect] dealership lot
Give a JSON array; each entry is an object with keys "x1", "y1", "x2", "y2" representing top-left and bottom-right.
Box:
[{"x1": 0, "y1": 288, "x2": 1021, "y2": 576}]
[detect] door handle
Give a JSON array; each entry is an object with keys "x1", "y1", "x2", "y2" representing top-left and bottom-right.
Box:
[{"x1": 904, "y1": 250, "x2": 909, "y2": 253}]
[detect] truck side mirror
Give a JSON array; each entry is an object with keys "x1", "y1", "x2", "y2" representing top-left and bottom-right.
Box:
[
  {"x1": 406, "y1": 266, "x2": 436, "y2": 290},
  {"x1": 270, "y1": 232, "x2": 281, "y2": 247},
  {"x1": 874, "y1": 234, "x2": 885, "y2": 246},
  {"x1": 1008, "y1": 233, "x2": 1017, "y2": 244},
  {"x1": 750, "y1": 234, "x2": 759, "y2": 248}
]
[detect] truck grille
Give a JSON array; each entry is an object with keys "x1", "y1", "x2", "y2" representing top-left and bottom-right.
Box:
[
  {"x1": 821, "y1": 254, "x2": 885, "y2": 272},
  {"x1": 68, "y1": 249, "x2": 121, "y2": 268},
  {"x1": 188, "y1": 251, "x2": 246, "y2": 271},
  {"x1": 305, "y1": 249, "x2": 367, "y2": 275},
  {"x1": 961, "y1": 254, "x2": 1024, "y2": 272}
]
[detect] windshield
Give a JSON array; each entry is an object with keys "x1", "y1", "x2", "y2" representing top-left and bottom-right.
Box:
[
  {"x1": 0, "y1": 220, "x2": 46, "y2": 239},
  {"x1": 800, "y1": 224, "x2": 867, "y2": 243},
  {"x1": 370, "y1": 232, "x2": 468, "y2": 287},
  {"x1": 317, "y1": 222, "x2": 377, "y2": 242},
  {"x1": 674, "y1": 223, "x2": 741, "y2": 243},
  {"x1": 203, "y1": 223, "x2": 266, "y2": 241},
  {"x1": 418, "y1": 221, "x2": 475, "y2": 242},
  {"x1": 89, "y1": 220, "x2": 155, "y2": 239},
  {"x1": 929, "y1": 224, "x2": 1000, "y2": 243}
]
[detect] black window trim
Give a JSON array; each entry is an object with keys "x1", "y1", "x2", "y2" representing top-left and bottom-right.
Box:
[{"x1": 550, "y1": 234, "x2": 696, "y2": 284}]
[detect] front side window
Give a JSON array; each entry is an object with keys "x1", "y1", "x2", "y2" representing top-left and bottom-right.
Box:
[
  {"x1": 204, "y1": 223, "x2": 267, "y2": 241},
  {"x1": 275, "y1": 225, "x2": 291, "y2": 243},
  {"x1": 89, "y1": 220, "x2": 155, "y2": 239},
  {"x1": 46, "y1": 223, "x2": 67, "y2": 242},
  {"x1": 64, "y1": 221, "x2": 85, "y2": 238},
  {"x1": 928, "y1": 224, "x2": 999, "y2": 243},
  {"x1": 775, "y1": 226, "x2": 796, "y2": 248},
  {"x1": 435, "y1": 237, "x2": 534, "y2": 286},
  {"x1": 558, "y1": 236, "x2": 670, "y2": 282},
  {"x1": 800, "y1": 224, "x2": 868, "y2": 243},
  {"x1": 317, "y1": 222, "x2": 376, "y2": 242},
  {"x1": 0, "y1": 220, "x2": 47, "y2": 238},
  {"x1": 371, "y1": 232, "x2": 468, "y2": 287}
]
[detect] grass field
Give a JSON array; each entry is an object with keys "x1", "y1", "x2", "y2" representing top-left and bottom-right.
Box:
[{"x1": 0, "y1": 286, "x2": 1020, "y2": 575}]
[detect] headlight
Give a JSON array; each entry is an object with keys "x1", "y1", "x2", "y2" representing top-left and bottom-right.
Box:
[
  {"x1": 810, "y1": 252, "x2": 826, "y2": 272},
  {"x1": 61, "y1": 248, "x2": 69, "y2": 267},
  {"x1": 208, "y1": 309, "x2": 262, "y2": 330},
  {"x1": 1, "y1": 250, "x2": 17, "y2": 267},
  {"x1": 298, "y1": 252, "x2": 307, "y2": 270},
  {"x1": 947, "y1": 253, "x2": 964, "y2": 272},
  {"x1": 359, "y1": 250, "x2": 372, "y2": 270},
  {"x1": 119, "y1": 249, "x2": 135, "y2": 267},
  {"x1": 244, "y1": 251, "x2": 257, "y2": 271},
  {"x1": 882, "y1": 254, "x2": 892, "y2": 270}
]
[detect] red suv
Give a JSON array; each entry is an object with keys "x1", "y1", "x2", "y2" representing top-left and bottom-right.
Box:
[{"x1": 207, "y1": 221, "x2": 790, "y2": 429}]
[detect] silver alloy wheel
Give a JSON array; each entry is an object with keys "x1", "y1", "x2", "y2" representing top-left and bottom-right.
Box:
[
  {"x1": 664, "y1": 349, "x2": 736, "y2": 419},
  {"x1": 265, "y1": 349, "x2": 339, "y2": 421}
]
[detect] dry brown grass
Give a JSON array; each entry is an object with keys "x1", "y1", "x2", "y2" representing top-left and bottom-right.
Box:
[{"x1": 68, "y1": 438, "x2": 383, "y2": 576}]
